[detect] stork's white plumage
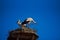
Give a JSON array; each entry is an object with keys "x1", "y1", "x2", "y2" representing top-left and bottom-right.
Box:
[
  {"x1": 17, "y1": 20, "x2": 21, "y2": 26},
  {"x1": 26, "y1": 17, "x2": 36, "y2": 24}
]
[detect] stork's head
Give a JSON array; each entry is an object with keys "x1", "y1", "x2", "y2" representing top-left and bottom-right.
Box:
[{"x1": 26, "y1": 17, "x2": 36, "y2": 24}]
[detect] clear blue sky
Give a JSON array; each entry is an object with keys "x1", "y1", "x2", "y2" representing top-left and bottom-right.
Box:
[{"x1": 0, "y1": 0, "x2": 60, "y2": 40}]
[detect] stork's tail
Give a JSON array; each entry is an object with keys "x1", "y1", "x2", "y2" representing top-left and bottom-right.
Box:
[{"x1": 17, "y1": 20, "x2": 21, "y2": 25}]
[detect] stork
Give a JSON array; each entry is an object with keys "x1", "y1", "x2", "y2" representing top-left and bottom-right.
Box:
[
  {"x1": 17, "y1": 17, "x2": 36, "y2": 28},
  {"x1": 21, "y1": 17, "x2": 36, "y2": 28}
]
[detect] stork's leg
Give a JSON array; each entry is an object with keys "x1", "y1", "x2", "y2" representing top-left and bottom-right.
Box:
[{"x1": 28, "y1": 24, "x2": 30, "y2": 29}]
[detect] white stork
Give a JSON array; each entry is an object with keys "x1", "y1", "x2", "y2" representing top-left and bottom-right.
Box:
[
  {"x1": 21, "y1": 17, "x2": 36, "y2": 27},
  {"x1": 17, "y1": 17, "x2": 36, "y2": 27}
]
